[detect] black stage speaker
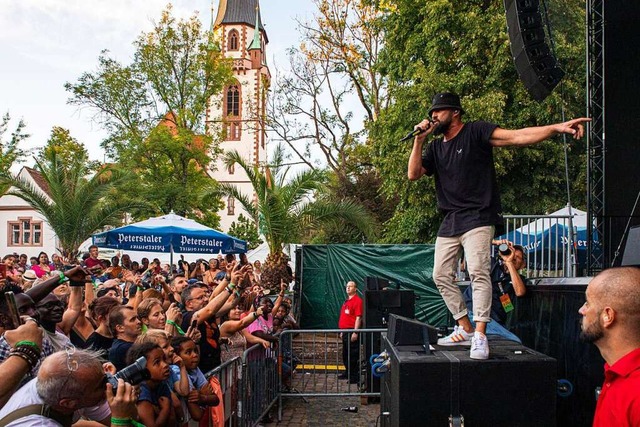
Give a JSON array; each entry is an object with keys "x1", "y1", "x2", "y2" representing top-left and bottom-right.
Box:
[
  {"x1": 364, "y1": 290, "x2": 415, "y2": 394},
  {"x1": 365, "y1": 276, "x2": 390, "y2": 291},
  {"x1": 380, "y1": 337, "x2": 557, "y2": 427},
  {"x1": 387, "y1": 313, "x2": 438, "y2": 346},
  {"x1": 363, "y1": 290, "x2": 415, "y2": 328},
  {"x1": 622, "y1": 225, "x2": 640, "y2": 266},
  {"x1": 602, "y1": 2, "x2": 640, "y2": 267},
  {"x1": 504, "y1": 0, "x2": 564, "y2": 101}
]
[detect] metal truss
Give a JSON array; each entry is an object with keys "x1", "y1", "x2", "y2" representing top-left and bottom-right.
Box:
[{"x1": 586, "y1": 0, "x2": 605, "y2": 274}]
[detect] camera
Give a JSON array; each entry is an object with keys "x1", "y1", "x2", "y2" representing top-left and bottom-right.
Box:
[
  {"x1": 106, "y1": 356, "x2": 150, "y2": 392},
  {"x1": 498, "y1": 243, "x2": 511, "y2": 256}
]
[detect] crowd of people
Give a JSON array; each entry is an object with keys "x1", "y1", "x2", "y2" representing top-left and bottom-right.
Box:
[{"x1": 0, "y1": 245, "x2": 298, "y2": 426}]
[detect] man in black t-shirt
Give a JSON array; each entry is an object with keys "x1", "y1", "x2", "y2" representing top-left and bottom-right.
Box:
[{"x1": 408, "y1": 92, "x2": 589, "y2": 359}]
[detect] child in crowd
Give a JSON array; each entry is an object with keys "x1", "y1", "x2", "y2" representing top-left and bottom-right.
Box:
[
  {"x1": 171, "y1": 336, "x2": 219, "y2": 419},
  {"x1": 127, "y1": 341, "x2": 176, "y2": 427},
  {"x1": 137, "y1": 330, "x2": 196, "y2": 425}
]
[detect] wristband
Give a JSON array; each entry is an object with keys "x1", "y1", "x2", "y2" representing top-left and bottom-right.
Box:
[
  {"x1": 234, "y1": 290, "x2": 241, "y2": 299},
  {"x1": 69, "y1": 280, "x2": 85, "y2": 287},
  {"x1": 228, "y1": 282, "x2": 236, "y2": 289},
  {"x1": 225, "y1": 286, "x2": 233, "y2": 294},
  {"x1": 110, "y1": 417, "x2": 132, "y2": 426},
  {"x1": 166, "y1": 319, "x2": 186, "y2": 336},
  {"x1": 253, "y1": 312, "x2": 259, "y2": 319},
  {"x1": 15, "y1": 340, "x2": 39, "y2": 350},
  {"x1": 131, "y1": 420, "x2": 145, "y2": 427},
  {"x1": 58, "y1": 272, "x2": 66, "y2": 284}
]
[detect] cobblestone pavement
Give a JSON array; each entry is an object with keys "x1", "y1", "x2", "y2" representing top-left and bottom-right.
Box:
[
  {"x1": 262, "y1": 371, "x2": 381, "y2": 427},
  {"x1": 264, "y1": 396, "x2": 380, "y2": 427}
]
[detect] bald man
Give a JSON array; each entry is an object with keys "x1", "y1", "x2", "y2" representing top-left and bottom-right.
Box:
[
  {"x1": 338, "y1": 281, "x2": 363, "y2": 383},
  {"x1": 579, "y1": 267, "x2": 640, "y2": 427},
  {"x1": 0, "y1": 348, "x2": 136, "y2": 425}
]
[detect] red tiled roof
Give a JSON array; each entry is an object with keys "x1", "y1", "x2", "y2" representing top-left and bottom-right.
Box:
[{"x1": 23, "y1": 167, "x2": 52, "y2": 198}]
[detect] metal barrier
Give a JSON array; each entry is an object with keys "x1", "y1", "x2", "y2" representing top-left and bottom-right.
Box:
[
  {"x1": 204, "y1": 356, "x2": 242, "y2": 426},
  {"x1": 238, "y1": 342, "x2": 280, "y2": 427},
  {"x1": 277, "y1": 328, "x2": 385, "y2": 421},
  {"x1": 502, "y1": 214, "x2": 579, "y2": 278}
]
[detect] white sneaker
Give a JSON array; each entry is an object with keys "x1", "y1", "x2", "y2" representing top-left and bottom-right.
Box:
[
  {"x1": 470, "y1": 332, "x2": 489, "y2": 360},
  {"x1": 437, "y1": 325, "x2": 473, "y2": 346}
]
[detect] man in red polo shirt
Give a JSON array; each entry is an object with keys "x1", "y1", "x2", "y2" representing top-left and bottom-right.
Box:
[
  {"x1": 579, "y1": 267, "x2": 640, "y2": 427},
  {"x1": 338, "y1": 280, "x2": 363, "y2": 384}
]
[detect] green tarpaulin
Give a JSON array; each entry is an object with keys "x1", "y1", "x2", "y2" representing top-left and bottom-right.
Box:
[{"x1": 299, "y1": 244, "x2": 450, "y2": 329}]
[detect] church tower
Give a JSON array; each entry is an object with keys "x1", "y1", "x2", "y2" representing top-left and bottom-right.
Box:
[{"x1": 207, "y1": 0, "x2": 270, "y2": 232}]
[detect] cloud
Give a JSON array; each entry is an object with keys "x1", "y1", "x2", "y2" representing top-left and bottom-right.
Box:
[{"x1": 0, "y1": 0, "x2": 209, "y2": 72}]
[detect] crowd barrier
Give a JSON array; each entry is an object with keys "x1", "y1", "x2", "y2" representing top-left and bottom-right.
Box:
[
  {"x1": 277, "y1": 328, "x2": 385, "y2": 422},
  {"x1": 204, "y1": 329, "x2": 384, "y2": 426},
  {"x1": 204, "y1": 356, "x2": 242, "y2": 426}
]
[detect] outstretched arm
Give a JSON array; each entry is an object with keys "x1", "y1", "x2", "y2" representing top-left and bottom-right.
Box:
[{"x1": 490, "y1": 117, "x2": 590, "y2": 148}]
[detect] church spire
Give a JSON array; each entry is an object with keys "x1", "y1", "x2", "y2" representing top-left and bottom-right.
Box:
[{"x1": 247, "y1": 5, "x2": 261, "y2": 51}]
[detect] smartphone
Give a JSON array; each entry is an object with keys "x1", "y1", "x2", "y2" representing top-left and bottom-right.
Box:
[
  {"x1": 190, "y1": 319, "x2": 198, "y2": 329},
  {"x1": 4, "y1": 291, "x2": 21, "y2": 330},
  {"x1": 0, "y1": 264, "x2": 6, "y2": 279}
]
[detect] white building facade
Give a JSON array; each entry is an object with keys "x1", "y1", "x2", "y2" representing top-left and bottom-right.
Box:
[
  {"x1": 207, "y1": 0, "x2": 270, "y2": 232},
  {"x1": 0, "y1": 167, "x2": 59, "y2": 258}
]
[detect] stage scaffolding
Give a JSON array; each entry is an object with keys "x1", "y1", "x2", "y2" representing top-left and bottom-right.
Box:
[{"x1": 586, "y1": 0, "x2": 605, "y2": 274}]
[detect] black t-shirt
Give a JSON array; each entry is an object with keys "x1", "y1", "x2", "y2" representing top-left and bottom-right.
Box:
[
  {"x1": 422, "y1": 121, "x2": 501, "y2": 237},
  {"x1": 182, "y1": 310, "x2": 221, "y2": 374},
  {"x1": 87, "y1": 332, "x2": 113, "y2": 355},
  {"x1": 109, "y1": 338, "x2": 134, "y2": 371}
]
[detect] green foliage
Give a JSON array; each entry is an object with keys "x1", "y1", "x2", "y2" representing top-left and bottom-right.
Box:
[
  {"x1": 0, "y1": 112, "x2": 29, "y2": 194},
  {"x1": 370, "y1": 0, "x2": 587, "y2": 242},
  {"x1": 2, "y1": 130, "x2": 143, "y2": 259},
  {"x1": 218, "y1": 144, "x2": 377, "y2": 288},
  {"x1": 65, "y1": 5, "x2": 232, "y2": 226},
  {"x1": 228, "y1": 214, "x2": 263, "y2": 250}
]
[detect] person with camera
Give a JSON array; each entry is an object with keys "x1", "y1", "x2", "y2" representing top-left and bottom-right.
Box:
[
  {"x1": 408, "y1": 92, "x2": 589, "y2": 359},
  {"x1": 462, "y1": 240, "x2": 526, "y2": 342},
  {"x1": 0, "y1": 347, "x2": 139, "y2": 426}
]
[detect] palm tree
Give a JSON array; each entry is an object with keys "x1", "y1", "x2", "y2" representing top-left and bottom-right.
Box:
[
  {"x1": 2, "y1": 149, "x2": 142, "y2": 260},
  {"x1": 218, "y1": 146, "x2": 377, "y2": 290}
]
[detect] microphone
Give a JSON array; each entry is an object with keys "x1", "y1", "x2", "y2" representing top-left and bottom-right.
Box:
[{"x1": 399, "y1": 119, "x2": 435, "y2": 142}]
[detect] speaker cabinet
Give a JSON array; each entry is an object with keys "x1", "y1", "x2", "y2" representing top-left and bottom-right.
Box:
[
  {"x1": 364, "y1": 290, "x2": 415, "y2": 394},
  {"x1": 622, "y1": 226, "x2": 640, "y2": 266},
  {"x1": 387, "y1": 313, "x2": 438, "y2": 346},
  {"x1": 363, "y1": 290, "x2": 415, "y2": 328},
  {"x1": 365, "y1": 276, "x2": 390, "y2": 291},
  {"x1": 380, "y1": 337, "x2": 557, "y2": 427},
  {"x1": 504, "y1": 0, "x2": 564, "y2": 101}
]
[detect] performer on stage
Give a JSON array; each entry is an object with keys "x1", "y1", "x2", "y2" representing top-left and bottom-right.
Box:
[
  {"x1": 579, "y1": 267, "x2": 640, "y2": 427},
  {"x1": 408, "y1": 92, "x2": 589, "y2": 359}
]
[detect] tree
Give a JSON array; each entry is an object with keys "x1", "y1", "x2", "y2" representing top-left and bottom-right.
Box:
[
  {"x1": 0, "y1": 112, "x2": 29, "y2": 194},
  {"x1": 369, "y1": 0, "x2": 587, "y2": 242},
  {"x1": 65, "y1": 5, "x2": 231, "y2": 227},
  {"x1": 218, "y1": 145, "x2": 377, "y2": 290},
  {"x1": 228, "y1": 214, "x2": 263, "y2": 250},
  {"x1": 2, "y1": 128, "x2": 140, "y2": 259},
  {"x1": 267, "y1": 0, "x2": 395, "y2": 243},
  {"x1": 267, "y1": 0, "x2": 388, "y2": 180}
]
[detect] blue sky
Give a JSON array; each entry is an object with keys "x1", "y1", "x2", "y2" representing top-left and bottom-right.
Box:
[{"x1": 0, "y1": 0, "x2": 317, "y2": 162}]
